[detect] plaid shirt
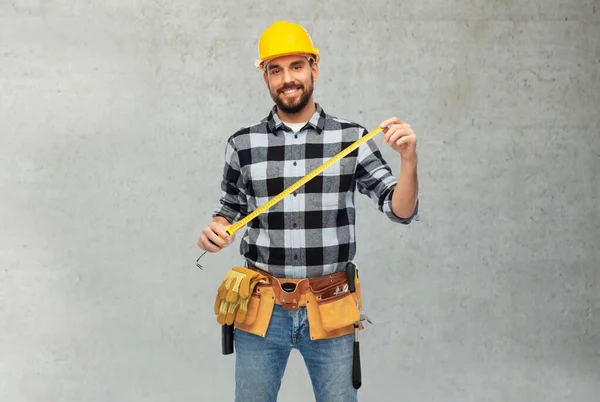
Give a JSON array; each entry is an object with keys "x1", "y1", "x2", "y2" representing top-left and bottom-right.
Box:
[{"x1": 213, "y1": 103, "x2": 419, "y2": 278}]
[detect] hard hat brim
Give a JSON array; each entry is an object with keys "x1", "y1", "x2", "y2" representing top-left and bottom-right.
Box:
[{"x1": 255, "y1": 51, "x2": 320, "y2": 70}]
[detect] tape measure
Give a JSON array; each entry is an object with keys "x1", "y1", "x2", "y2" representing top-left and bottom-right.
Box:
[{"x1": 225, "y1": 126, "x2": 383, "y2": 236}]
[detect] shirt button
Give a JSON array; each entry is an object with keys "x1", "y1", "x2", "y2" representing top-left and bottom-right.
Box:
[
  {"x1": 293, "y1": 222, "x2": 297, "y2": 228},
  {"x1": 293, "y1": 192, "x2": 297, "y2": 197},
  {"x1": 294, "y1": 134, "x2": 298, "y2": 139},
  {"x1": 293, "y1": 161, "x2": 297, "y2": 166},
  {"x1": 294, "y1": 254, "x2": 298, "y2": 260}
]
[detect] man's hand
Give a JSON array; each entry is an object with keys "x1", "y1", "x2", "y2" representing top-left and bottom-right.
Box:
[
  {"x1": 380, "y1": 117, "x2": 417, "y2": 161},
  {"x1": 198, "y1": 219, "x2": 235, "y2": 253}
]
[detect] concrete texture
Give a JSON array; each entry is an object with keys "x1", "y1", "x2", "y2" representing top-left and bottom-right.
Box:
[{"x1": 1, "y1": 1, "x2": 599, "y2": 401}]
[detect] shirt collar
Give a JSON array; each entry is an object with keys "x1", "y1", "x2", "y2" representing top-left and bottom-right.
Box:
[{"x1": 266, "y1": 103, "x2": 326, "y2": 135}]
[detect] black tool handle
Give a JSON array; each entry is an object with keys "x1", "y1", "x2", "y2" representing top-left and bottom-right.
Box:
[
  {"x1": 352, "y1": 336, "x2": 362, "y2": 389},
  {"x1": 222, "y1": 324, "x2": 234, "y2": 355},
  {"x1": 346, "y1": 262, "x2": 356, "y2": 293},
  {"x1": 347, "y1": 263, "x2": 361, "y2": 389}
]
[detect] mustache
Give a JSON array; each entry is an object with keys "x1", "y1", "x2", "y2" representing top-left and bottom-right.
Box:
[{"x1": 279, "y1": 83, "x2": 303, "y2": 92}]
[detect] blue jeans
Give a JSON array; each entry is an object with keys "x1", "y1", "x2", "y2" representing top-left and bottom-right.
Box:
[{"x1": 234, "y1": 304, "x2": 358, "y2": 402}]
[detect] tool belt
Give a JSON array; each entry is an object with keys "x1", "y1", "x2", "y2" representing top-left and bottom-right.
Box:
[{"x1": 216, "y1": 265, "x2": 364, "y2": 341}]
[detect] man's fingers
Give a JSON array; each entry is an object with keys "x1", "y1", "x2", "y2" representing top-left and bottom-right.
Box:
[
  {"x1": 379, "y1": 116, "x2": 405, "y2": 130},
  {"x1": 395, "y1": 135, "x2": 416, "y2": 147},
  {"x1": 199, "y1": 234, "x2": 221, "y2": 252},
  {"x1": 384, "y1": 125, "x2": 413, "y2": 143},
  {"x1": 198, "y1": 220, "x2": 236, "y2": 253},
  {"x1": 395, "y1": 136, "x2": 410, "y2": 146},
  {"x1": 208, "y1": 230, "x2": 227, "y2": 247},
  {"x1": 210, "y1": 222, "x2": 232, "y2": 243},
  {"x1": 200, "y1": 226, "x2": 227, "y2": 251},
  {"x1": 205, "y1": 231, "x2": 224, "y2": 250}
]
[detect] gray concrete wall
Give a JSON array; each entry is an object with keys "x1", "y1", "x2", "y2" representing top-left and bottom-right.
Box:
[{"x1": 1, "y1": 1, "x2": 598, "y2": 401}]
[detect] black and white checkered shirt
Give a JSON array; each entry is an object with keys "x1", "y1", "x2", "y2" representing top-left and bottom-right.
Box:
[{"x1": 212, "y1": 103, "x2": 419, "y2": 278}]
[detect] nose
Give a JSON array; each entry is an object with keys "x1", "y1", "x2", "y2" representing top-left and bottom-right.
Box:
[{"x1": 283, "y1": 68, "x2": 293, "y2": 85}]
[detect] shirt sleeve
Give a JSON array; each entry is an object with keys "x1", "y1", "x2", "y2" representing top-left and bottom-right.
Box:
[
  {"x1": 355, "y1": 128, "x2": 419, "y2": 224},
  {"x1": 212, "y1": 137, "x2": 248, "y2": 223}
]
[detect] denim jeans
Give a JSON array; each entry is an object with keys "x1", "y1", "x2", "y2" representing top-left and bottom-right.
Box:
[{"x1": 234, "y1": 304, "x2": 358, "y2": 402}]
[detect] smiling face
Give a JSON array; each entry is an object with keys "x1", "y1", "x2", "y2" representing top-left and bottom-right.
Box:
[{"x1": 263, "y1": 54, "x2": 319, "y2": 118}]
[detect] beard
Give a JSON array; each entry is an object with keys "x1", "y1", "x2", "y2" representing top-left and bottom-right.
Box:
[{"x1": 269, "y1": 76, "x2": 314, "y2": 115}]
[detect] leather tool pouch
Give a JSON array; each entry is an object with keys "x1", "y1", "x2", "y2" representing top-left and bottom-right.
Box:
[
  {"x1": 306, "y1": 275, "x2": 363, "y2": 340},
  {"x1": 234, "y1": 283, "x2": 275, "y2": 338}
]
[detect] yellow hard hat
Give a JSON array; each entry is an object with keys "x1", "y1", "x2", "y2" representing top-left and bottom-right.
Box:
[{"x1": 255, "y1": 21, "x2": 320, "y2": 70}]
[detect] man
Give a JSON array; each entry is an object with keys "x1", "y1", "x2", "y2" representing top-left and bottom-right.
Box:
[{"x1": 198, "y1": 20, "x2": 419, "y2": 402}]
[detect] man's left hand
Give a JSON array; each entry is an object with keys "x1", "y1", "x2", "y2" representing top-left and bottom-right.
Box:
[{"x1": 380, "y1": 117, "x2": 417, "y2": 161}]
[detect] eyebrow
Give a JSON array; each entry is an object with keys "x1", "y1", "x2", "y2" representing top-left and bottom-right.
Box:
[{"x1": 267, "y1": 60, "x2": 306, "y2": 71}]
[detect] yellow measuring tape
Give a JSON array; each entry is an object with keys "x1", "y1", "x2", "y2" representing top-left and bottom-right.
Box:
[{"x1": 224, "y1": 126, "x2": 383, "y2": 236}]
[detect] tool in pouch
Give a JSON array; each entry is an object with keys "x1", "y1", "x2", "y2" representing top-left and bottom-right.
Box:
[{"x1": 201, "y1": 125, "x2": 383, "y2": 389}]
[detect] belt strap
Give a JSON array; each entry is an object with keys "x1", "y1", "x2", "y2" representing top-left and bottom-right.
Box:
[{"x1": 246, "y1": 265, "x2": 349, "y2": 311}]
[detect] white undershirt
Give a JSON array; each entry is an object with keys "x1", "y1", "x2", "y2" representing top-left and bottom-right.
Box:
[{"x1": 283, "y1": 122, "x2": 307, "y2": 133}]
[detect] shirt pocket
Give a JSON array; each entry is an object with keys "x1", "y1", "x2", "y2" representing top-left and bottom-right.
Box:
[
  {"x1": 320, "y1": 157, "x2": 356, "y2": 195},
  {"x1": 244, "y1": 162, "x2": 282, "y2": 201}
]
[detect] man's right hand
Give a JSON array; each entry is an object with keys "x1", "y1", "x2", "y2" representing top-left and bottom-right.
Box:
[{"x1": 198, "y1": 219, "x2": 235, "y2": 253}]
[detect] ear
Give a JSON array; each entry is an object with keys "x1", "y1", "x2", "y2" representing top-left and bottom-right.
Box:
[
  {"x1": 311, "y1": 62, "x2": 319, "y2": 82},
  {"x1": 263, "y1": 70, "x2": 269, "y2": 88}
]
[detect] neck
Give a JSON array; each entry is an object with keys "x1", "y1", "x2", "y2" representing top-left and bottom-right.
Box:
[{"x1": 277, "y1": 100, "x2": 316, "y2": 123}]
